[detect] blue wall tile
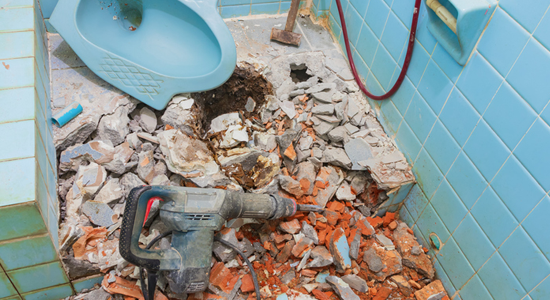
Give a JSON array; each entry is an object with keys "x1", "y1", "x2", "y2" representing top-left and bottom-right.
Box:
[
  {"x1": 459, "y1": 274, "x2": 493, "y2": 300},
  {"x1": 423, "y1": 120, "x2": 460, "y2": 175},
  {"x1": 380, "y1": 11, "x2": 407, "y2": 61},
  {"x1": 0, "y1": 58, "x2": 34, "y2": 90},
  {"x1": 344, "y1": 1, "x2": 365, "y2": 44},
  {"x1": 415, "y1": 202, "x2": 450, "y2": 244},
  {"x1": 404, "y1": 92, "x2": 436, "y2": 144},
  {"x1": 0, "y1": 7, "x2": 34, "y2": 32},
  {"x1": 403, "y1": 184, "x2": 428, "y2": 222},
  {"x1": 0, "y1": 88, "x2": 35, "y2": 124},
  {"x1": 522, "y1": 196, "x2": 550, "y2": 261},
  {"x1": 0, "y1": 120, "x2": 35, "y2": 162},
  {"x1": 437, "y1": 237, "x2": 475, "y2": 290},
  {"x1": 446, "y1": 151, "x2": 487, "y2": 209},
  {"x1": 534, "y1": 12, "x2": 550, "y2": 51},
  {"x1": 405, "y1": 41, "x2": 430, "y2": 87},
  {"x1": 391, "y1": 0, "x2": 414, "y2": 28},
  {"x1": 453, "y1": 213, "x2": 496, "y2": 271},
  {"x1": 439, "y1": 88, "x2": 480, "y2": 147},
  {"x1": 478, "y1": 252, "x2": 526, "y2": 300},
  {"x1": 433, "y1": 260, "x2": 457, "y2": 297},
  {"x1": 463, "y1": 120, "x2": 510, "y2": 181},
  {"x1": 220, "y1": 5, "x2": 251, "y2": 18},
  {"x1": 8, "y1": 261, "x2": 68, "y2": 293},
  {"x1": 412, "y1": 149, "x2": 444, "y2": 200},
  {"x1": 349, "y1": 0, "x2": 368, "y2": 18},
  {"x1": 477, "y1": 8, "x2": 530, "y2": 77},
  {"x1": 390, "y1": 76, "x2": 414, "y2": 115},
  {"x1": 530, "y1": 275, "x2": 550, "y2": 300},
  {"x1": 0, "y1": 0, "x2": 33, "y2": 8},
  {"x1": 500, "y1": 0, "x2": 549, "y2": 34},
  {"x1": 395, "y1": 120, "x2": 422, "y2": 162},
  {"x1": 431, "y1": 43, "x2": 462, "y2": 83},
  {"x1": 430, "y1": 179, "x2": 467, "y2": 234},
  {"x1": 484, "y1": 82, "x2": 537, "y2": 149},
  {"x1": 470, "y1": 187, "x2": 519, "y2": 248},
  {"x1": 320, "y1": 0, "x2": 550, "y2": 297},
  {"x1": 364, "y1": 0, "x2": 389, "y2": 39},
  {"x1": 251, "y1": 2, "x2": 281, "y2": 15},
  {"x1": 515, "y1": 118, "x2": 550, "y2": 192},
  {"x1": 507, "y1": 39, "x2": 550, "y2": 114},
  {"x1": 0, "y1": 32, "x2": 34, "y2": 60},
  {"x1": 417, "y1": 60, "x2": 454, "y2": 115},
  {"x1": 456, "y1": 53, "x2": 503, "y2": 114},
  {"x1": 0, "y1": 158, "x2": 36, "y2": 207},
  {"x1": 355, "y1": 22, "x2": 378, "y2": 67},
  {"x1": 371, "y1": 45, "x2": 396, "y2": 89},
  {"x1": 499, "y1": 227, "x2": 550, "y2": 291},
  {"x1": 491, "y1": 155, "x2": 545, "y2": 221}
]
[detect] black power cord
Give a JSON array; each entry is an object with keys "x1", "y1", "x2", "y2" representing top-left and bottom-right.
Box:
[
  {"x1": 214, "y1": 237, "x2": 261, "y2": 300},
  {"x1": 138, "y1": 231, "x2": 261, "y2": 300}
]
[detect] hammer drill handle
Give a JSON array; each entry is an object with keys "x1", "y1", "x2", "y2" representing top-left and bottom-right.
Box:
[{"x1": 120, "y1": 186, "x2": 180, "y2": 272}]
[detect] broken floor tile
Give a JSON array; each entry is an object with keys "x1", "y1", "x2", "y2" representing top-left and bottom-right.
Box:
[
  {"x1": 81, "y1": 201, "x2": 117, "y2": 227},
  {"x1": 326, "y1": 276, "x2": 360, "y2": 300}
]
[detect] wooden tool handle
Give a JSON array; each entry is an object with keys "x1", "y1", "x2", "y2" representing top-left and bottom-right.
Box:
[{"x1": 285, "y1": 0, "x2": 301, "y2": 32}]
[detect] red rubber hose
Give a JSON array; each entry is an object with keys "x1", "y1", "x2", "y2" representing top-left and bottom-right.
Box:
[{"x1": 335, "y1": 0, "x2": 422, "y2": 100}]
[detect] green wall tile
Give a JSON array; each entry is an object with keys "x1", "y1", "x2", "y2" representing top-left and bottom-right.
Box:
[
  {"x1": 0, "y1": 234, "x2": 57, "y2": 271},
  {"x1": 8, "y1": 261, "x2": 68, "y2": 293},
  {"x1": 21, "y1": 284, "x2": 73, "y2": 300},
  {"x1": 72, "y1": 275, "x2": 103, "y2": 293},
  {"x1": 0, "y1": 272, "x2": 17, "y2": 299},
  {"x1": 0, "y1": 201, "x2": 47, "y2": 241}
]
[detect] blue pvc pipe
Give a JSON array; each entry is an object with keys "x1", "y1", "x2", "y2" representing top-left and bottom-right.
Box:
[{"x1": 52, "y1": 101, "x2": 83, "y2": 127}]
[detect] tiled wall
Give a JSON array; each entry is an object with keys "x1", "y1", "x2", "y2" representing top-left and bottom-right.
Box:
[
  {"x1": 0, "y1": 0, "x2": 70, "y2": 298},
  {"x1": 314, "y1": 0, "x2": 550, "y2": 299}
]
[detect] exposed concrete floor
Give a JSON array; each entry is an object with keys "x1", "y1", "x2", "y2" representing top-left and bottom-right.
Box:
[{"x1": 48, "y1": 15, "x2": 355, "y2": 151}]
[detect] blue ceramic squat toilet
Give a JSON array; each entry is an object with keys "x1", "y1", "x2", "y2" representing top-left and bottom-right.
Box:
[{"x1": 50, "y1": 0, "x2": 237, "y2": 110}]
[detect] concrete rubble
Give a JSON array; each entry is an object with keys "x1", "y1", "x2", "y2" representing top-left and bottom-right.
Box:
[{"x1": 54, "y1": 47, "x2": 447, "y2": 300}]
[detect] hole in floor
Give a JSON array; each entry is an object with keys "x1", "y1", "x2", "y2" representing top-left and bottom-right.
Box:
[
  {"x1": 192, "y1": 63, "x2": 272, "y2": 135},
  {"x1": 290, "y1": 63, "x2": 312, "y2": 83}
]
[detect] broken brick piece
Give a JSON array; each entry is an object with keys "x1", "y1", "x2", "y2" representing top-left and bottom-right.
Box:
[
  {"x1": 382, "y1": 212, "x2": 396, "y2": 227},
  {"x1": 102, "y1": 274, "x2": 144, "y2": 300},
  {"x1": 367, "y1": 216, "x2": 383, "y2": 228},
  {"x1": 279, "y1": 219, "x2": 301, "y2": 234},
  {"x1": 312, "y1": 289, "x2": 331, "y2": 300},
  {"x1": 372, "y1": 287, "x2": 392, "y2": 300},
  {"x1": 284, "y1": 144, "x2": 297, "y2": 160},
  {"x1": 241, "y1": 274, "x2": 255, "y2": 293},
  {"x1": 209, "y1": 262, "x2": 232, "y2": 292},
  {"x1": 414, "y1": 280, "x2": 448, "y2": 300}
]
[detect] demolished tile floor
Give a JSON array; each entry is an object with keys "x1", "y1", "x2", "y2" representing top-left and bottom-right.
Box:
[{"x1": 50, "y1": 14, "x2": 447, "y2": 300}]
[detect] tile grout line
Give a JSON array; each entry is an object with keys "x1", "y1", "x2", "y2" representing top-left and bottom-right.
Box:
[{"x1": 0, "y1": 263, "x2": 23, "y2": 299}]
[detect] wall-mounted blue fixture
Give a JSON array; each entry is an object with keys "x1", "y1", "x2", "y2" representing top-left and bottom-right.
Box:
[{"x1": 425, "y1": 0, "x2": 497, "y2": 65}]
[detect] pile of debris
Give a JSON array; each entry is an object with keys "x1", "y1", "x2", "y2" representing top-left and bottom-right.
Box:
[{"x1": 57, "y1": 52, "x2": 446, "y2": 300}]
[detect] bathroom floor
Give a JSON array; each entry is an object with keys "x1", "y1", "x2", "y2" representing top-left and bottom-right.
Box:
[{"x1": 50, "y1": 14, "x2": 448, "y2": 300}]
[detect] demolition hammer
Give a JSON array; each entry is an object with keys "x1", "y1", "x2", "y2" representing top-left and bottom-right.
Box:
[{"x1": 120, "y1": 185, "x2": 322, "y2": 300}]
